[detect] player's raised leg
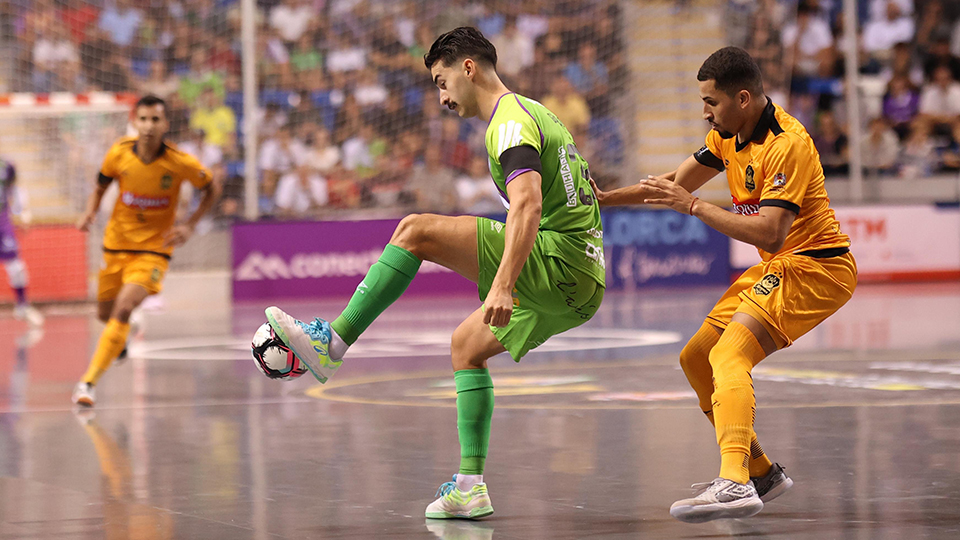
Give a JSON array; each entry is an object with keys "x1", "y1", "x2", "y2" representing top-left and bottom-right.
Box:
[
  {"x1": 425, "y1": 307, "x2": 503, "y2": 520},
  {"x1": 73, "y1": 283, "x2": 149, "y2": 407},
  {"x1": 266, "y1": 214, "x2": 479, "y2": 383}
]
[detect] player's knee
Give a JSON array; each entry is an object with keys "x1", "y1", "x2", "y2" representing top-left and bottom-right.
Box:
[
  {"x1": 450, "y1": 326, "x2": 485, "y2": 370},
  {"x1": 391, "y1": 214, "x2": 427, "y2": 252},
  {"x1": 678, "y1": 341, "x2": 701, "y2": 374},
  {"x1": 112, "y1": 304, "x2": 135, "y2": 323}
]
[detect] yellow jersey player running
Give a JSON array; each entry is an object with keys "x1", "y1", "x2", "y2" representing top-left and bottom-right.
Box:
[
  {"x1": 72, "y1": 95, "x2": 221, "y2": 407},
  {"x1": 592, "y1": 47, "x2": 856, "y2": 522}
]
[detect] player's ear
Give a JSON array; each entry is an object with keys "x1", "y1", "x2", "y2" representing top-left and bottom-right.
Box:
[
  {"x1": 738, "y1": 90, "x2": 751, "y2": 109},
  {"x1": 463, "y1": 58, "x2": 475, "y2": 80}
]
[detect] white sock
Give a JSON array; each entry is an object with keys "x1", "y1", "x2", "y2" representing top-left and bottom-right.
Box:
[
  {"x1": 456, "y1": 474, "x2": 483, "y2": 491},
  {"x1": 329, "y1": 328, "x2": 349, "y2": 360}
]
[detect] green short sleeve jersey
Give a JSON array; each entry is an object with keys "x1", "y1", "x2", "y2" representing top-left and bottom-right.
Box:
[{"x1": 484, "y1": 92, "x2": 605, "y2": 286}]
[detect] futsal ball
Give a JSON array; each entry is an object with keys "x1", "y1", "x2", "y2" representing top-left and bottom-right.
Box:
[{"x1": 251, "y1": 322, "x2": 306, "y2": 380}]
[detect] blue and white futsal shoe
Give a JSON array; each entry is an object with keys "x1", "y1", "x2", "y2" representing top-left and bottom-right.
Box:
[{"x1": 265, "y1": 306, "x2": 342, "y2": 383}]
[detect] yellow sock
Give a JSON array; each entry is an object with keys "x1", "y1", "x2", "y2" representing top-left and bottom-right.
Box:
[
  {"x1": 81, "y1": 319, "x2": 130, "y2": 385},
  {"x1": 709, "y1": 321, "x2": 765, "y2": 484},
  {"x1": 749, "y1": 437, "x2": 773, "y2": 478},
  {"x1": 679, "y1": 322, "x2": 721, "y2": 419}
]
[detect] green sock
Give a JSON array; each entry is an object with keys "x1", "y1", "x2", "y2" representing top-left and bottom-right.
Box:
[
  {"x1": 330, "y1": 244, "x2": 421, "y2": 345},
  {"x1": 455, "y1": 368, "x2": 494, "y2": 476}
]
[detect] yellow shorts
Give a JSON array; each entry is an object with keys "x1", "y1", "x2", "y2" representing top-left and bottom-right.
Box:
[
  {"x1": 705, "y1": 251, "x2": 857, "y2": 347},
  {"x1": 97, "y1": 251, "x2": 170, "y2": 302}
]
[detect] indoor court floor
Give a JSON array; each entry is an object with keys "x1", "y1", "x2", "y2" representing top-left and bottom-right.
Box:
[{"x1": 1, "y1": 282, "x2": 959, "y2": 539}]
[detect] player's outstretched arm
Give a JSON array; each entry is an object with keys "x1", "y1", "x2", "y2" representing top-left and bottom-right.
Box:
[
  {"x1": 77, "y1": 181, "x2": 110, "y2": 232},
  {"x1": 641, "y1": 176, "x2": 796, "y2": 253},
  {"x1": 164, "y1": 181, "x2": 222, "y2": 248},
  {"x1": 591, "y1": 156, "x2": 719, "y2": 207},
  {"x1": 484, "y1": 171, "x2": 542, "y2": 328}
]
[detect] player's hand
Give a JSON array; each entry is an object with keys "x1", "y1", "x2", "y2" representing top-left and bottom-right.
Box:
[
  {"x1": 639, "y1": 176, "x2": 697, "y2": 214},
  {"x1": 482, "y1": 286, "x2": 514, "y2": 327},
  {"x1": 163, "y1": 223, "x2": 195, "y2": 248},
  {"x1": 77, "y1": 212, "x2": 96, "y2": 232},
  {"x1": 589, "y1": 179, "x2": 607, "y2": 207}
]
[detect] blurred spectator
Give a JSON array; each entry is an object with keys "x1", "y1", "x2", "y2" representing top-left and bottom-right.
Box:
[
  {"x1": 342, "y1": 122, "x2": 377, "y2": 174},
  {"x1": 814, "y1": 111, "x2": 849, "y2": 175},
  {"x1": 541, "y1": 76, "x2": 591, "y2": 140},
  {"x1": 290, "y1": 34, "x2": 324, "y2": 89},
  {"x1": 260, "y1": 123, "x2": 306, "y2": 200},
  {"x1": 269, "y1": 0, "x2": 316, "y2": 44},
  {"x1": 883, "y1": 75, "x2": 921, "y2": 139},
  {"x1": 369, "y1": 17, "x2": 413, "y2": 89},
  {"x1": 880, "y1": 42, "x2": 924, "y2": 87},
  {"x1": 564, "y1": 43, "x2": 610, "y2": 115},
  {"x1": 189, "y1": 88, "x2": 237, "y2": 149},
  {"x1": 439, "y1": 115, "x2": 471, "y2": 172},
  {"x1": 139, "y1": 60, "x2": 179, "y2": 100},
  {"x1": 782, "y1": 1, "x2": 834, "y2": 80},
  {"x1": 394, "y1": 1, "x2": 417, "y2": 47},
  {"x1": 179, "y1": 48, "x2": 226, "y2": 107},
  {"x1": 375, "y1": 92, "x2": 419, "y2": 142},
  {"x1": 869, "y1": 0, "x2": 913, "y2": 21},
  {"x1": 408, "y1": 145, "x2": 457, "y2": 212},
  {"x1": 922, "y1": 37, "x2": 960, "y2": 83},
  {"x1": 353, "y1": 68, "x2": 388, "y2": 107},
  {"x1": 334, "y1": 92, "x2": 365, "y2": 144},
  {"x1": 326, "y1": 31, "x2": 367, "y2": 74},
  {"x1": 863, "y1": 0, "x2": 915, "y2": 61},
  {"x1": 899, "y1": 116, "x2": 936, "y2": 178},
  {"x1": 274, "y1": 165, "x2": 329, "y2": 217},
  {"x1": 258, "y1": 26, "x2": 291, "y2": 88},
  {"x1": 33, "y1": 21, "x2": 79, "y2": 92},
  {"x1": 98, "y1": 0, "x2": 142, "y2": 48},
  {"x1": 863, "y1": 117, "x2": 901, "y2": 176},
  {"x1": 99, "y1": 51, "x2": 133, "y2": 92},
  {"x1": 456, "y1": 155, "x2": 501, "y2": 214},
  {"x1": 179, "y1": 129, "x2": 224, "y2": 170},
  {"x1": 491, "y1": 16, "x2": 535, "y2": 83},
  {"x1": 517, "y1": 1, "x2": 550, "y2": 42},
  {"x1": 915, "y1": 0, "x2": 952, "y2": 55},
  {"x1": 746, "y1": 6, "x2": 786, "y2": 99},
  {"x1": 60, "y1": 0, "x2": 100, "y2": 44},
  {"x1": 304, "y1": 127, "x2": 342, "y2": 175},
  {"x1": 257, "y1": 103, "x2": 288, "y2": 140},
  {"x1": 918, "y1": 65, "x2": 960, "y2": 131}
]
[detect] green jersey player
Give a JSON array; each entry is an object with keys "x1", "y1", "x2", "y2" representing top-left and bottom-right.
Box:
[{"x1": 265, "y1": 26, "x2": 605, "y2": 519}]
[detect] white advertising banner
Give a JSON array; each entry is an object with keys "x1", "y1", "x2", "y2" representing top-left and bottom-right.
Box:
[{"x1": 730, "y1": 205, "x2": 960, "y2": 282}]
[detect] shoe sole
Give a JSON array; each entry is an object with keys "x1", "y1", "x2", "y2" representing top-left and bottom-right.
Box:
[
  {"x1": 425, "y1": 506, "x2": 494, "y2": 520},
  {"x1": 264, "y1": 307, "x2": 329, "y2": 384},
  {"x1": 670, "y1": 499, "x2": 763, "y2": 523},
  {"x1": 760, "y1": 477, "x2": 794, "y2": 503},
  {"x1": 74, "y1": 397, "x2": 94, "y2": 408}
]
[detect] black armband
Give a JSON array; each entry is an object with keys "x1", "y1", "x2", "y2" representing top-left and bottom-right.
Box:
[
  {"x1": 693, "y1": 145, "x2": 725, "y2": 171},
  {"x1": 98, "y1": 172, "x2": 113, "y2": 186},
  {"x1": 500, "y1": 145, "x2": 542, "y2": 183}
]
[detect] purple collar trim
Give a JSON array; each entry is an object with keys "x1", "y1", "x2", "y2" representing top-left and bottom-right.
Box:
[{"x1": 488, "y1": 92, "x2": 513, "y2": 122}]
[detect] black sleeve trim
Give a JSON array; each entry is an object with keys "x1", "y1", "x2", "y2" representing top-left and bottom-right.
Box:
[
  {"x1": 500, "y1": 145, "x2": 542, "y2": 181},
  {"x1": 693, "y1": 145, "x2": 725, "y2": 171},
  {"x1": 759, "y1": 199, "x2": 800, "y2": 214},
  {"x1": 98, "y1": 172, "x2": 113, "y2": 186}
]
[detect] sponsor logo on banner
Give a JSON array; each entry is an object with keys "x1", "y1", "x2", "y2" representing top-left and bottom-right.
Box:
[
  {"x1": 232, "y1": 220, "x2": 474, "y2": 300},
  {"x1": 602, "y1": 209, "x2": 730, "y2": 288}
]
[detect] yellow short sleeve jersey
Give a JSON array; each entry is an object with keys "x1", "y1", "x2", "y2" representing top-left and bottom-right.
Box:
[
  {"x1": 99, "y1": 137, "x2": 212, "y2": 257},
  {"x1": 693, "y1": 99, "x2": 850, "y2": 261}
]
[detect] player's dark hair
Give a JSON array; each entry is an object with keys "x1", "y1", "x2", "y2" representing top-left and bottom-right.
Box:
[
  {"x1": 697, "y1": 46, "x2": 765, "y2": 98},
  {"x1": 135, "y1": 94, "x2": 167, "y2": 116},
  {"x1": 424, "y1": 27, "x2": 497, "y2": 71}
]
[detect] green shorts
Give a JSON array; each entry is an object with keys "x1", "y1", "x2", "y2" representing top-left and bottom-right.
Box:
[{"x1": 476, "y1": 217, "x2": 605, "y2": 361}]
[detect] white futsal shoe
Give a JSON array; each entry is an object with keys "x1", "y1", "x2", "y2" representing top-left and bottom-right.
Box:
[
  {"x1": 72, "y1": 382, "x2": 96, "y2": 407},
  {"x1": 13, "y1": 303, "x2": 44, "y2": 326},
  {"x1": 670, "y1": 477, "x2": 763, "y2": 523}
]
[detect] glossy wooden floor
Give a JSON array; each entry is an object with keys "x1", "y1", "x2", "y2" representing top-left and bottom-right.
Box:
[{"x1": 1, "y1": 283, "x2": 959, "y2": 539}]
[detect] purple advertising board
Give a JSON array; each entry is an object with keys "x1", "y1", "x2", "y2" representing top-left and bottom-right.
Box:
[{"x1": 232, "y1": 219, "x2": 476, "y2": 301}]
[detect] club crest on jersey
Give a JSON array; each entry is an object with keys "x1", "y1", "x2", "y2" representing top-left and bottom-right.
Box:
[
  {"x1": 745, "y1": 165, "x2": 756, "y2": 191},
  {"x1": 753, "y1": 272, "x2": 782, "y2": 296},
  {"x1": 773, "y1": 172, "x2": 786, "y2": 188},
  {"x1": 161, "y1": 174, "x2": 172, "y2": 190}
]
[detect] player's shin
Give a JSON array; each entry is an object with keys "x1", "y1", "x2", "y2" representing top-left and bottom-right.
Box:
[
  {"x1": 330, "y1": 244, "x2": 421, "y2": 345},
  {"x1": 81, "y1": 319, "x2": 131, "y2": 385},
  {"x1": 709, "y1": 322, "x2": 764, "y2": 485},
  {"x1": 679, "y1": 322, "x2": 721, "y2": 421},
  {"x1": 455, "y1": 368, "x2": 494, "y2": 482}
]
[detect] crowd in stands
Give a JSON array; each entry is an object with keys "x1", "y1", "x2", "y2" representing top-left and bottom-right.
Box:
[
  {"x1": 1, "y1": 0, "x2": 626, "y2": 219},
  {"x1": 736, "y1": 0, "x2": 960, "y2": 179}
]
